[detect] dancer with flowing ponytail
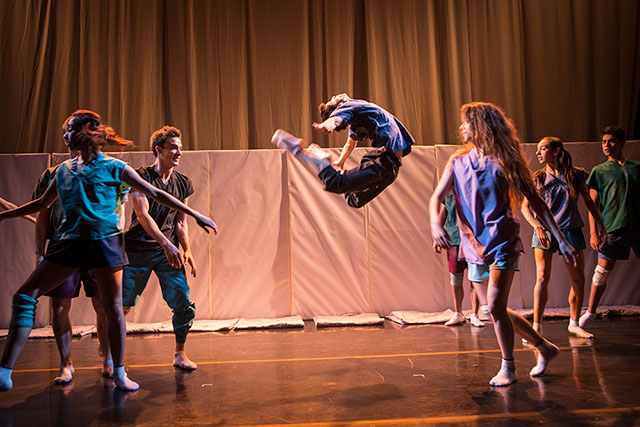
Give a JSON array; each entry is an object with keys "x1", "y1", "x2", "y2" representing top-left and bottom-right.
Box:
[
  {"x1": 429, "y1": 102, "x2": 577, "y2": 386},
  {"x1": 521, "y1": 137, "x2": 605, "y2": 339},
  {"x1": 0, "y1": 110, "x2": 217, "y2": 392}
]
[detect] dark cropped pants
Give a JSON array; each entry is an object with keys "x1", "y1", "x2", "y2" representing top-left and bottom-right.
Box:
[{"x1": 318, "y1": 147, "x2": 402, "y2": 208}]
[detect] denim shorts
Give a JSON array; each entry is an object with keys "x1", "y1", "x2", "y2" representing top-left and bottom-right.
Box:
[
  {"x1": 467, "y1": 257, "x2": 519, "y2": 282},
  {"x1": 532, "y1": 228, "x2": 586, "y2": 253}
]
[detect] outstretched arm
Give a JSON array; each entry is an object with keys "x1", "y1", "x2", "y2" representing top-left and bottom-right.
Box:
[
  {"x1": 129, "y1": 190, "x2": 185, "y2": 269},
  {"x1": 0, "y1": 181, "x2": 58, "y2": 222},
  {"x1": 585, "y1": 186, "x2": 605, "y2": 250},
  {"x1": 522, "y1": 185, "x2": 576, "y2": 266},
  {"x1": 175, "y1": 203, "x2": 197, "y2": 277},
  {"x1": 429, "y1": 159, "x2": 454, "y2": 250},
  {"x1": 122, "y1": 165, "x2": 217, "y2": 234},
  {"x1": 0, "y1": 197, "x2": 37, "y2": 224},
  {"x1": 332, "y1": 137, "x2": 358, "y2": 170},
  {"x1": 312, "y1": 116, "x2": 344, "y2": 134}
]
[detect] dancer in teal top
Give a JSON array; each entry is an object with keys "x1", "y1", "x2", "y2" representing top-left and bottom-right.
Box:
[{"x1": 0, "y1": 110, "x2": 217, "y2": 392}]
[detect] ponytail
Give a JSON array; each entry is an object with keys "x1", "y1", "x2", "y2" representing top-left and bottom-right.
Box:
[
  {"x1": 65, "y1": 110, "x2": 133, "y2": 148},
  {"x1": 539, "y1": 137, "x2": 581, "y2": 198}
]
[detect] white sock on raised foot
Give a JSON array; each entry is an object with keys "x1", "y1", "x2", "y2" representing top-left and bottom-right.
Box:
[
  {"x1": 113, "y1": 365, "x2": 139, "y2": 391},
  {"x1": 173, "y1": 351, "x2": 198, "y2": 370},
  {"x1": 490, "y1": 358, "x2": 516, "y2": 387},
  {"x1": 530, "y1": 340, "x2": 559, "y2": 377},
  {"x1": 54, "y1": 362, "x2": 74, "y2": 384},
  {"x1": 578, "y1": 311, "x2": 595, "y2": 328},
  {"x1": 444, "y1": 312, "x2": 465, "y2": 326},
  {"x1": 568, "y1": 319, "x2": 594, "y2": 339},
  {"x1": 469, "y1": 313, "x2": 485, "y2": 327},
  {"x1": 0, "y1": 366, "x2": 12, "y2": 392},
  {"x1": 102, "y1": 359, "x2": 114, "y2": 378}
]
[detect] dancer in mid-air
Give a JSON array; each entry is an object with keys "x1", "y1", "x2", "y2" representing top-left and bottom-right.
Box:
[
  {"x1": 429, "y1": 102, "x2": 577, "y2": 386},
  {"x1": 272, "y1": 93, "x2": 414, "y2": 208},
  {"x1": 0, "y1": 110, "x2": 216, "y2": 392}
]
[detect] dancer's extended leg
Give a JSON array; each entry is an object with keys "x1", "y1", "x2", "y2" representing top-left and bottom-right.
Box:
[
  {"x1": 0, "y1": 260, "x2": 77, "y2": 391},
  {"x1": 271, "y1": 129, "x2": 331, "y2": 175}
]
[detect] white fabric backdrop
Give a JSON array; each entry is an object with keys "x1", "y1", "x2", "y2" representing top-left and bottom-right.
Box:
[{"x1": 0, "y1": 142, "x2": 638, "y2": 328}]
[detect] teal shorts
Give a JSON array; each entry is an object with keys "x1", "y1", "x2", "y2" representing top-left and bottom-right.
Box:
[
  {"x1": 467, "y1": 257, "x2": 519, "y2": 282},
  {"x1": 532, "y1": 228, "x2": 586, "y2": 253}
]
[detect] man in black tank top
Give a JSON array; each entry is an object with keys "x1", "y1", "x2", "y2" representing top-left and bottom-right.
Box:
[{"x1": 122, "y1": 126, "x2": 199, "y2": 370}]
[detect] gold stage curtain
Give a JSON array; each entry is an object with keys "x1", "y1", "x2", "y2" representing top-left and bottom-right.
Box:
[{"x1": 1, "y1": 0, "x2": 638, "y2": 153}]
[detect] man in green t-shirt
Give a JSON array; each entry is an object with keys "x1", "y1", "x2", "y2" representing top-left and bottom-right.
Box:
[{"x1": 580, "y1": 126, "x2": 640, "y2": 327}]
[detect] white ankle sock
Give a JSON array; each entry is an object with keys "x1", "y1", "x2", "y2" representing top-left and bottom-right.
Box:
[
  {"x1": 469, "y1": 313, "x2": 485, "y2": 327},
  {"x1": 54, "y1": 363, "x2": 74, "y2": 384},
  {"x1": 113, "y1": 365, "x2": 140, "y2": 391},
  {"x1": 444, "y1": 312, "x2": 465, "y2": 326},
  {"x1": 530, "y1": 341, "x2": 559, "y2": 377},
  {"x1": 579, "y1": 311, "x2": 595, "y2": 328},
  {"x1": 490, "y1": 358, "x2": 516, "y2": 386},
  {"x1": 568, "y1": 321, "x2": 594, "y2": 339}
]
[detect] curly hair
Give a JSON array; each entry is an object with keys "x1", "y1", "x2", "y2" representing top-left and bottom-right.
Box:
[
  {"x1": 150, "y1": 126, "x2": 182, "y2": 156},
  {"x1": 456, "y1": 102, "x2": 534, "y2": 213},
  {"x1": 63, "y1": 110, "x2": 132, "y2": 148}
]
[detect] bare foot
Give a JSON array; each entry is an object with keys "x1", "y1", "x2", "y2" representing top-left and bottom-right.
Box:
[{"x1": 173, "y1": 351, "x2": 198, "y2": 371}]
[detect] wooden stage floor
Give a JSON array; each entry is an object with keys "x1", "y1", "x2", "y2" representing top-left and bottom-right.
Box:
[{"x1": 1, "y1": 317, "x2": 639, "y2": 426}]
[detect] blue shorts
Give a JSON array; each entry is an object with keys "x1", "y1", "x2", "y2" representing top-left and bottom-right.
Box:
[
  {"x1": 45, "y1": 269, "x2": 99, "y2": 299},
  {"x1": 467, "y1": 257, "x2": 519, "y2": 282},
  {"x1": 598, "y1": 226, "x2": 640, "y2": 260},
  {"x1": 45, "y1": 234, "x2": 128, "y2": 269},
  {"x1": 532, "y1": 228, "x2": 586, "y2": 253}
]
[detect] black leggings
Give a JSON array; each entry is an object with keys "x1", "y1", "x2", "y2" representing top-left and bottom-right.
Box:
[{"x1": 318, "y1": 147, "x2": 401, "y2": 208}]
